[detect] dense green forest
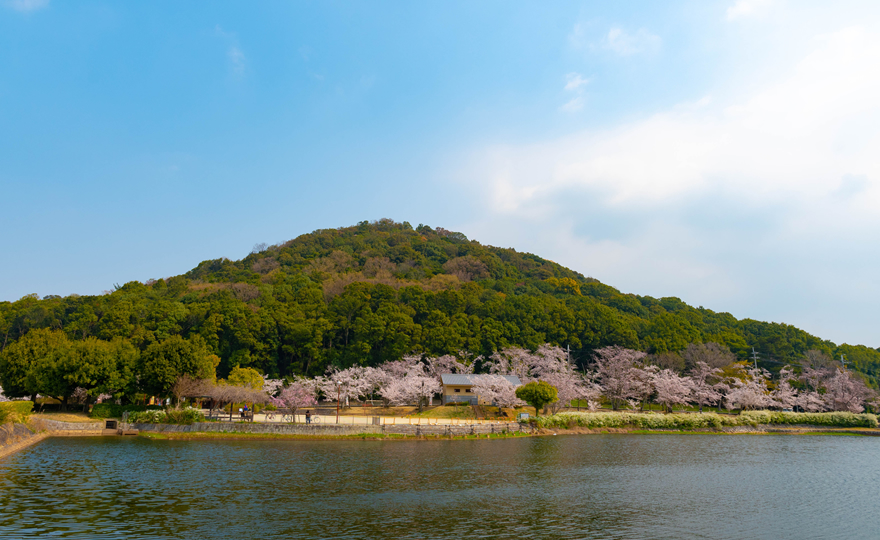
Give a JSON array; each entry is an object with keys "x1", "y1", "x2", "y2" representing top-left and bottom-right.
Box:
[{"x1": 2, "y1": 219, "x2": 878, "y2": 400}]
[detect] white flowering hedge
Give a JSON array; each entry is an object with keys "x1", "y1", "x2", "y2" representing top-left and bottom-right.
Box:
[
  {"x1": 127, "y1": 408, "x2": 204, "y2": 425},
  {"x1": 537, "y1": 411, "x2": 878, "y2": 430},
  {"x1": 737, "y1": 410, "x2": 878, "y2": 427}
]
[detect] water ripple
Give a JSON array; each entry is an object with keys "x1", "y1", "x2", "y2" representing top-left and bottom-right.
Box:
[{"x1": 0, "y1": 435, "x2": 877, "y2": 539}]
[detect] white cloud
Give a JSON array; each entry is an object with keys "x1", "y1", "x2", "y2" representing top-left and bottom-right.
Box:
[
  {"x1": 564, "y1": 72, "x2": 590, "y2": 92},
  {"x1": 726, "y1": 0, "x2": 773, "y2": 21},
  {"x1": 559, "y1": 96, "x2": 585, "y2": 113},
  {"x1": 459, "y1": 25, "x2": 880, "y2": 345},
  {"x1": 5, "y1": 0, "x2": 48, "y2": 12},
  {"x1": 228, "y1": 46, "x2": 245, "y2": 75},
  {"x1": 482, "y1": 26, "x2": 880, "y2": 211},
  {"x1": 560, "y1": 72, "x2": 590, "y2": 112},
  {"x1": 603, "y1": 27, "x2": 662, "y2": 56}
]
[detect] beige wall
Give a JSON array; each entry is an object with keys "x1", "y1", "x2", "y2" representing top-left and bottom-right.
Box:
[{"x1": 443, "y1": 385, "x2": 493, "y2": 405}]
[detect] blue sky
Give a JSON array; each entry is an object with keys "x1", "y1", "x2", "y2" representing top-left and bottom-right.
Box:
[{"x1": 2, "y1": 0, "x2": 878, "y2": 347}]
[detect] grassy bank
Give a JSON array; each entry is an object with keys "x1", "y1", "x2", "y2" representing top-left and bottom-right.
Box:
[
  {"x1": 0, "y1": 401, "x2": 33, "y2": 424},
  {"x1": 537, "y1": 411, "x2": 878, "y2": 430},
  {"x1": 138, "y1": 430, "x2": 534, "y2": 442}
]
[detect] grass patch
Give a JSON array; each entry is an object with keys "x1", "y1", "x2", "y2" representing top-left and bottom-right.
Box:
[
  {"x1": 0, "y1": 401, "x2": 33, "y2": 424},
  {"x1": 409, "y1": 406, "x2": 476, "y2": 419},
  {"x1": 31, "y1": 412, "x2": 95, "y2": 423}
]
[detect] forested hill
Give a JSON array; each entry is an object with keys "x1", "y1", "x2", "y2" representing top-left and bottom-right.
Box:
[{"x1": 2, "y1": 219, "x2": 879, "y2": 385}]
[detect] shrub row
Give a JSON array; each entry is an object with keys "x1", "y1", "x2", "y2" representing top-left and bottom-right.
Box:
[
  {"x1": 0, "y1": 401, "x2": 34, "y2": 424},
  {"x1": 537, "y1": 411, "x2": 878, "y2": 430},
  {"x1": 127, "y1": 408, "x2": 205, "y2": 425},
  {"x1": 738, "y1": 410, "x2": 878, "y2": 428},
  {"x1": 538, "y1": 412, "x2": 739, "y2": 430},
  {"x1": 90, "y1": 403, "x2": 162, "y2": 419}
]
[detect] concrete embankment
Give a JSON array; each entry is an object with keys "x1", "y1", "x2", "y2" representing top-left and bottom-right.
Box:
[
  {"x1": 132, "y1": 421, "x2": 525, "y2": 437},
  {"x1": 0, "y1": 419, "x2": 110, "y2": 461},
  {"x1": 30, "y1": 418, "x2": 104, "y2": 436},
  {"x1": 0, "y1": 423, "x2": 49, "y2": 460}
]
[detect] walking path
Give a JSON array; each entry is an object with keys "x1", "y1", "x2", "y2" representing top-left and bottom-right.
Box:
[{"x1": 251, "y1": 412, "x2": 512, "y2": 426}]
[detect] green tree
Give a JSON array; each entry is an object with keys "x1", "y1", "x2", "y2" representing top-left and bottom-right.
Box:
[
  {"x1": 0, "y1": 329, "x2": 70, "y2": 401},
  {"x1": 515, "y1": 380, "x2": 558, "y2": 417},
  {"x1": 138, "y1": 335, "x2": 218, "y2": 398},
  {"x1": 226, "y1": 365, "x2": 264, "y2": 389}
]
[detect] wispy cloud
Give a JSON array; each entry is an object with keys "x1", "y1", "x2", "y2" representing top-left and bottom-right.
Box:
[
  {"x1": 603, "y1": 27, "x2": 662, "y2": 56},
  {"x1": 564, "y1": 72, "x2": 590, "y2": 92},
  {"x1": 215, "y1": 25, "x2": 246, "y2": 76},
  {"x1": 559, "y1": 96, "x2": 585, "y2": 113},
  {"x1": 560, "y1": 72, "x2": 590, "y2": 113},
  {"x1": 726, "y1": 0, "x2": 773, "y2": 21},
  {"x1": 461, "y1": 25, "x2": 880, "y2": 345},
  {"x1": 5, "y1": 0, "x2": 48, "y2": 12},
  {"x1": 228, "y1": 46, "x2": 245, "y2": 75}
]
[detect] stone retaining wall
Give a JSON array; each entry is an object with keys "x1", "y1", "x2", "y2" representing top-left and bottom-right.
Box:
[
  {"x1": 31, "y1": 418, "x2": 104, "y2": 432},
  {"x1": 131, "y1": 421, "x2": 527, "y2": 437}
]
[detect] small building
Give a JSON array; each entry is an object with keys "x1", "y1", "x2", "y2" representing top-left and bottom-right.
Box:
[{"x1": 440, "y1": 374, "x2": 522, "y2": 405}]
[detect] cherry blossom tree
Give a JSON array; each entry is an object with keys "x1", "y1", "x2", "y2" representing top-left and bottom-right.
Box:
[
  {"x1": 424, "y1": 354, "x2": 473, "y2": 379},
  {"x1": 262, "y1": 376, "x2": 284, "y2": 396},
  {"x1": 800, "y1": 367, "x2": 829, "y2": 394},
  {"x1": 0, "y1": 385, "x2": 8, "y2": 402},
  {"x1": 486, "y1": 347, "x2": 535, "y2": 383},
  {"x1": 487, "y1": 344, "x2": 598, "y2": 412},
  {"x1": 771, "y1": 366, "x2": 798, "y2": 410},
  {"x1": 651, "y1": 368, "x2": 695, "y2": 412},
  {"x1": 270, "y1": 377, "x2": 318, "y2": 421},
  {"x1": 470, "y1": 374, "x2": 525, "y2": 408},
  {"x1": 317, "y1": 367, "x2": 371, "y2": 407},
  {"x1": 690, "y1": 361, "x2": 724, "y2": 413},
  {"x1": 379, "y1": 373, "x2": 440, "y2": 409},
  {"x1": 592, "y1": 346, "x2": 648, "y2": 410},
  {"x1": 375, "y1": 356, "x2": 440, "y2": 407},
  {"x1": 630, "y1": 364, "x2": 657, "y2": 411},
  {"x1": 379, "y1": 356, "x2": 425, "y2": 379},
  {"x1": 822, "y1": 369, "x2": 875, "y2": 413},
  {"x1": 794, "y1": 390, "x2": 826, "y2": 412},
  {"x1": 725, "y1": 367, "x2": 777, "y2": 410}
]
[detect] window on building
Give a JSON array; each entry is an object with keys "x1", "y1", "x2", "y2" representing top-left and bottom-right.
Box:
[
  {"x1": 465, "y1": 389, "x2": 472, "y2": 393},
  {"x1": 454, "y1": 389, "x2": 460, "y2": 393}
]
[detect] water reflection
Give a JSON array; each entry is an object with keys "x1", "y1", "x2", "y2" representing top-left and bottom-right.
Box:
[{"x1": 0, "y1": 435, "x2": 877, "y2": 539}]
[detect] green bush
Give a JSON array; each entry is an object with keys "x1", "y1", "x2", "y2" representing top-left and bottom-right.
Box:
[
  {"x1": 0, "y1": 401, "x2": 34, "y2": 424},
  {"x1": 127, "y1": 407, "x2": 204, "y2": 425},
  {"x1": 90, "y1": 403, "x2": 162, "y2": 419},
  {"x1": 537, "y1": 411, "x2": 879, "y2": 430}
]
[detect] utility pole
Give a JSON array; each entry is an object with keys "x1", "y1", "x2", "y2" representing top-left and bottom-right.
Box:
[
  {"x1": 751, "y1": 347, "x2": 760, "y2": 370},
  {"x1": 568, "y1": 344, "x2": 579, "y2": 411},
  {"x1": 335, "y1": 380, "x2": 341, "y2": 424}
]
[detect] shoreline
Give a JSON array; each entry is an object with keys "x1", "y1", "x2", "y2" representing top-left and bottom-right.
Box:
[
  {"x1": 135, "y1": 424, "x2": 880, "y2": 441},
  {"x1": 4, "y1": 418, "x2": 878, "y2": 461}
]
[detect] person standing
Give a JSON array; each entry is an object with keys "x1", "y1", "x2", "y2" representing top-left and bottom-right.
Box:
[{"x1": 305, "y1": 410, "x2": 312, "y2": 424}]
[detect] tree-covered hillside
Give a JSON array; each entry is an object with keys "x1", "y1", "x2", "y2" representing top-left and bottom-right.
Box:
[{"x1": 2, "y1": 219, "x2": 878, "y2": 390}]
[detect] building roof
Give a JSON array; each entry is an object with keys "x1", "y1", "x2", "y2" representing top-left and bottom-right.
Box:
[{"x1": 440, "y1": 374, "x2": 522, "y2": 386}]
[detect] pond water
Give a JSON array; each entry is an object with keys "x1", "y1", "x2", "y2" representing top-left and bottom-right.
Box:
[{"x1": 0, "y1": 434, "x2": 877, "y2": 539}]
